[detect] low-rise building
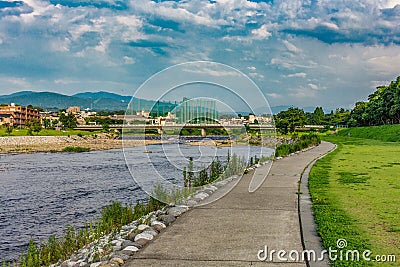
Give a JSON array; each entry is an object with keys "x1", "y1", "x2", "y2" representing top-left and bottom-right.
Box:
[
  {"x1": 66, "y1": 106, "x2": 81, "y2": 114},
  {"x1": 135, "y1": 109, "x2": 150, "y2": 118},
  {"x1": 0, "y1": 113, "x2": 13, "y2": 126},
  {"x1": 40, "y1": 111, "x2": 60, "y2": 127},
  {"x1": 0, "y1": 103, "x2": 40, "y2": 126},
  {"x1": 113, "y1": 112, "x2": 152, "y2": 124}
]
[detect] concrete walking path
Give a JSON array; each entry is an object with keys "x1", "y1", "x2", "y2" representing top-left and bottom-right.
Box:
[{"x1": 125, "y1": 141, "x2": 335, "y2": 266}]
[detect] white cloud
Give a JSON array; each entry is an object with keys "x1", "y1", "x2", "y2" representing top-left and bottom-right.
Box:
[
  {"x1": 308, "y1": 83, "x2": 319, "y2": 90},
  {"x1": 271, "y1": 57, "x2": 317, "y2": 70},
  {"x1": 283, "y1": 40, "x2": 302, "y2": 54},
  {"x1": 248, "y1": 72, "x2": 265, "y2": 80},
  {"x1": 285, "y1": 72, "x2": 307, "y2": 78},
  {"x1": 94, "y1": 40, "x2": 108, "y2": 53},
  {"x1": 183, "y1": 66, "x2": 242, "y2": 77},
  {"x1": 320, "y1": 22, "x2": 339, "y2": 30},
  {"x1": 289, "y1": 87, "x2": 317, "y2": 98},
  {"x1": 49, "y1": 37, "x2": 71, "y2": 52},
  {"x1": 54, "y1": 79, "x2": 80, "y2": 85},
  {"x1": 0, "y1": 76, "x2": 30, "y2": 87},
  {"x1": 366, "y1": 53, "x2": 400, "y2": 76},
  {"x1": 251, "y1": 25, "x2": 272, "y2": 40},
  {"x1": 266, "y1": 93, "x2": 282, "y2": 98},
  {"x1": 379, "y1": 0, "x2": 400, "y2": 8},
  {"x1": 131, "y1": 1, "x2": 226, "y2": 28},
  {"x1": 123, "y1": 56, "x2": 135, "y2": 64}
]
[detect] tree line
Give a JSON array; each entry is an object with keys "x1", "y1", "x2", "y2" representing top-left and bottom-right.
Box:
[
  {"x1": 274, "y1": 76, "x2": 400, "y2": 133},
  {"x1": 348, "y1": 76, "x2": 400, "y2": 126}
]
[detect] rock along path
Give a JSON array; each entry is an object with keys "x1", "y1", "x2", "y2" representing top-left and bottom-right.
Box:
[{"x1": 124, "y1": 141, "x2": 335, "y2": 267}]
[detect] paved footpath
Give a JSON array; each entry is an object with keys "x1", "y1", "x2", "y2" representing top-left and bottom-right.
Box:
[{"x1": 125, "y1": 141, "x2": 335, "y2": 267}]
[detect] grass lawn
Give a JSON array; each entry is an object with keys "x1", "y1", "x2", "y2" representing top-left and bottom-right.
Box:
[
  {"x1": 337, "y1": 124, "x2": 400, "y2": 142},
  {"x1": 0, "y1": 128, "x2": 101, "y2": 137},
  {"x1": 310, "y1": 134, "x2": 399, "y2": 266}
]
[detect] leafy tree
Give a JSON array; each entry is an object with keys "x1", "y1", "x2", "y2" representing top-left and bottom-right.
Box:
[
  {"x1": 348, "y1": 76, "x2": 400, "y2": 126},
  {"x1": 195, "y1": 167, "x2": 208, "y2": 187},
  {"x1": 85, "y1": 117, "x2": 123, "y2": 125},
  {"x1": 210, "y1": 157, "x2": 223, "y2": 182},
  {"x1": 5, "y1": 123, "x2": 13, "y2": 135},
  {"x1": 59, "y1": 113, "x2": 78, "y2": 129},
  {"x1": 25, "y1": 118, "x2": 42, "y2": 135},
  {"x1": 274, "y1": 107, "x2": 307, "y2": 134},
  {"x1": 348, "y1": 102, "x2": 368, "y2": 127},
  {"x1": 333, "y1": 108, "x2": 351, "y2": 126},
  {"x1": 52, "y1": 119, "x2": 59, "y2": 128},
  {"x1": 96, "y1": 110, "x2": 125, "y2": 116},
  {"x1": 313, "y1": 107, "x2": 325, "y2": 125},
  {"x1": 42, "y1": 118, "x2": 51, "y2": 129},
  {"x1": 102, "y1": 123, "x2": 110, "y2": 132}
]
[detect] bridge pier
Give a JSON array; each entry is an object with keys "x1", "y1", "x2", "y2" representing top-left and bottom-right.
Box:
[{"x1": 201, "y1": 128, "x2": 206, "y2": 137}]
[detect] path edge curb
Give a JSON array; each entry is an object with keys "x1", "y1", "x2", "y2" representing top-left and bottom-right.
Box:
[{"x1": 298, "y1": 141, "x2": 337, "y2": 267}]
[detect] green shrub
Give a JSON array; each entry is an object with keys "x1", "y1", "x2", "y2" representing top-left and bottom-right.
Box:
[
  {"x1": 275, "y1": 133, "x2": 321, "y2": 157},
  {"x1": 62, "y1": 146, "x2": 90, "y2": 153},
  {"x1": 12, "y1": 197, "x2": 168, "y2": 267}
]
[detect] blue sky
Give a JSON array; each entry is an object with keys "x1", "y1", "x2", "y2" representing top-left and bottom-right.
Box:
[{"x1": 0, "y1": 0, "x2": 400, "y2": 110}]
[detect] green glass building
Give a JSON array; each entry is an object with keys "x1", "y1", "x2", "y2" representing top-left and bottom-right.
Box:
[{"x1": 175, "y1": 97, "x2": 218, "y2": 124}]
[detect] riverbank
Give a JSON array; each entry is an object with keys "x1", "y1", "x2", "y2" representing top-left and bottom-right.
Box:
[
  {"x1": 0, "y1": 134, "x2": 165, "y2": 154},
  {"x1": 186, "y1": 137, "x2": 292, "y2": 148},
  {"x1": 0, "y1": 134, "x2": 292, "y2": 154}
]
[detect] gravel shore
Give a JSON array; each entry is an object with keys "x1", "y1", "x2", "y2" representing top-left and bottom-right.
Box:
[{"x1": 0, "y1": 134, "x2": 163, "y2": 154}]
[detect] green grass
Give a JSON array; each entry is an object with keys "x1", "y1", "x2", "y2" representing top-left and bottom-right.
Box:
[
  {"x1": 61, "y1": 146, "x2": 90, "y2": 153},
  {"x1": 337, "y1": 124, "x2": 400, "y2": 142},
  {"x1": 0, "y1": 128, "x2": 101, "y2": 137},
  {"x1": 310, "y1": 134, "x2": 400, "y2": 266},
  {"x1": 276, "y1": 130, "x2": 332, "y2": 138}
]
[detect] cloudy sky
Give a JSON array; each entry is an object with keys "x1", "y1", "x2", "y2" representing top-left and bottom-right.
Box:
[{"x1": 0, "y1": 0, "x2": 400, "y2": 110}]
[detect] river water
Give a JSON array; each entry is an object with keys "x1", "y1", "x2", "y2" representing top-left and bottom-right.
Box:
[{"x1": 0, "y1": 143, "x2": 271, "y2": 261}]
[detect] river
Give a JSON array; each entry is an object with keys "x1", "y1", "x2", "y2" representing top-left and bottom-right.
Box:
[{"x1": 0, "y1": 143, "x2": 272, "y2": 261}]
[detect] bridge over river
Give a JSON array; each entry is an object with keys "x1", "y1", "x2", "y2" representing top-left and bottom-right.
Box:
[{"x1": 74, "y1": 124, "x2": 275, "y2": 136}]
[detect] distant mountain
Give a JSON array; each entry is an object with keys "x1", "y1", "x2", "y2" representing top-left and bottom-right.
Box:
[
  {"x1": 0, "y1": 92, "x2": 89, "y2": 110},
  {"x1": 257, "y1": 105, "x2": 330, "y2": 114},
  {"x1": 0, "y1": 91, "x2": 176, "y2": 112},
  {"x1": 1, "y1": 91, "x2": 35, "y2": 98},
  {"x1": 0, "y1": 91, "x2": 332, "y2": 114},
  {"x1": 73, "y1": 91, "x2": 132, "y2": 103},
  {"x1": 269, "y1": 105, "x2": 292, "y2": 114},
  {"x1": 0, "y1": 91, "x2": 132, "y2": 111}
]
